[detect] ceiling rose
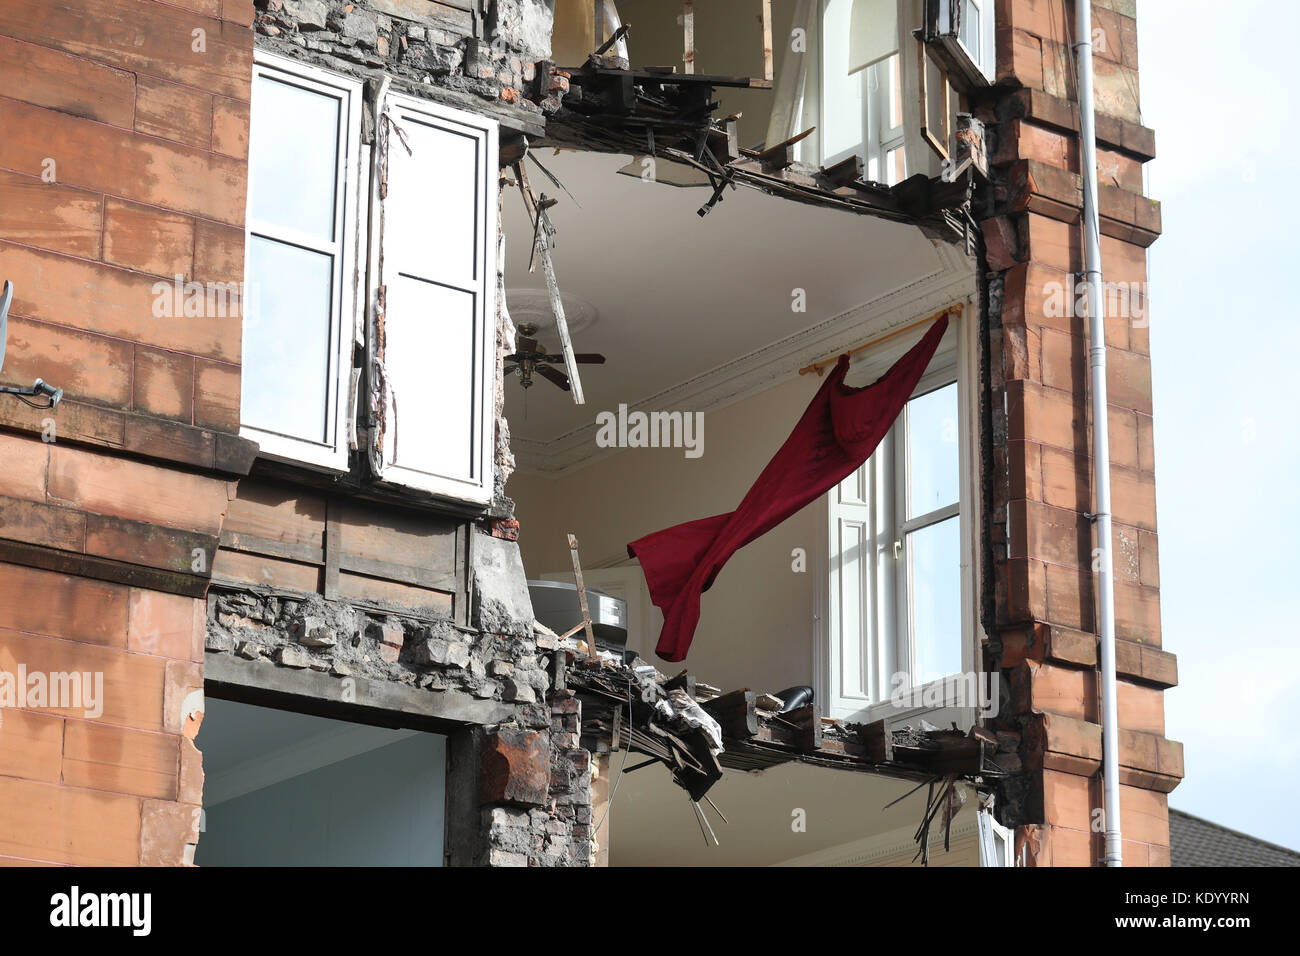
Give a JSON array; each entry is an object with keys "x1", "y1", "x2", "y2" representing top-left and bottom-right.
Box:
[{"x1": 505, "y1": 288, "x2": 599, "y2": 339}]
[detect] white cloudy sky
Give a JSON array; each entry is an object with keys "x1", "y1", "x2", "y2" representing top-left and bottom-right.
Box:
[{"x1": 1139, "y1": 0, "x2": 1300, "y2": 850}]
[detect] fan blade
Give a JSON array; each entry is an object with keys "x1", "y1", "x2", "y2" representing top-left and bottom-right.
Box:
[
  {"x1": 503, "y1": 364, "x2": 518, "y2": 375},
  {"x1": 572, "y1": 354, "x2": 606, "y2": 364},
  {"x1": 536, "y1": 364, "x2": 571, "y2": 391}
]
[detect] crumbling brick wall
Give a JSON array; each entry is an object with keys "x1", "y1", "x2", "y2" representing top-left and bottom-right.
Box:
[
  {"x1": 478, "y1": 682, "x2": 593, "y2": 866},
  {"x1": 252, "y1": 0, "x2": 562, "y2": 112},
  {"x1": 207, "y1": 588, "x2": 550, "y2": 704},
  {"x1": 205, "y1": 521, "x2": 595, "y2": 866}
]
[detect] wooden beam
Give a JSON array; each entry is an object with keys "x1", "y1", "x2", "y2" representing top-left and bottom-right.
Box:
[
  {"x1": 747, "y1": 125, "x2": 815, "y2": 170},
  {"x1": 761, "y1": 0, "x2": 773, "y2": 82},
  {"x1": 798, "y1": 304, "x2": 961, "y2": 377},
  {"x1": 758, "y1": 144, "x2": 794, "y2": 171},
  {"x1": 822, "y1": 153, "x2": 864, "y2": 187},
  {"x1": 664, "y1": 671, "x2": 696, "y2": 698},
  {"x1": 323, "y1": 498, "x2": 341, "y2": 600},
  {"x1": 682, "y1": 0, "x2": 695, "y2": 75},
  {"x1": 701, "y1": 689, "x2": 758, "y2": 739},
  {"x1": 783, "y1": 703, "x2": 822, "y2": 752},
  {"x1": 858, "y1": 719, "x2": 894, "y2": 762},
  {"x1": 514, "y1": 162, "x2": 585, "y2": 404},
  {"x1": 567, "y1": 533, "x2": 598, "y2": 660},
  {"x1": 205, "y1": 653, "x2": 515, "y2": 728}
]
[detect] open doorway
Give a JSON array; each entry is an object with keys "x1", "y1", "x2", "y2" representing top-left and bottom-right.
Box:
[{"x1": 195, "y1": 698, "x2": 447, "y2": 866}]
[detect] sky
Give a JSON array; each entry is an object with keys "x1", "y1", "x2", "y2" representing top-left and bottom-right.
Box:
[{"x1": 1138, "y1": 0, "x2": 1300, "y2": 850}]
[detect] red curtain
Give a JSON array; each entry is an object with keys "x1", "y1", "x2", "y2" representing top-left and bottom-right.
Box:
[{"x1": 628, "y1": 316, "x2": 950, "y2": 662}]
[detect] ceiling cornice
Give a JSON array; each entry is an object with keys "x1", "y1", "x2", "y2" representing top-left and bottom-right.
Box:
[{"x1": 511, "y1": 253, "x2": 977, "y2": 477}]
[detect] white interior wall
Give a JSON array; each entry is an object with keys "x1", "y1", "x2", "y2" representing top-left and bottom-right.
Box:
[{"x1": 510, "y1": 371, "x2": 823, "y2": 694}]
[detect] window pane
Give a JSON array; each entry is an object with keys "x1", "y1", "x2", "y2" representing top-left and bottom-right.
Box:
[
  {"x1": 906, "y1": 382, "x2": 959, "y2": 517},
  {"x1": 888, "y1": 53, "x2": 902, "y2": 129},
  {"x1": 888, "y1": 146, "x2": 905, "y2": 186},
  {"x1": 243, "y1": 236, "x2": 334, "y2": 442},
  {"x1": 386, "y1": 115, "x2": 481, "y2": 287},
  {"x1": 250, "y1": 75, "x2": 341, "y2": 240},
  {"x1": 821, "y1": 0, "x2": 863, "y2": 159},
  {"x1": 838, "y1": 519, "x2": 869, "y2": 699},
  {"x1": 961, "y1": 0, "x2": 982, "y2": 66},
  {"x1": 384, "y1": 276, "x2": 477, "y2": 482},
  {"x1": 908, "y1": 515, "x2": 961, "y2": 683}
]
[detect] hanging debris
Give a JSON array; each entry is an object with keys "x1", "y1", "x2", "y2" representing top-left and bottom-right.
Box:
[{"x1": 512, "y1": 161, "x2": 589, "y2": 404}]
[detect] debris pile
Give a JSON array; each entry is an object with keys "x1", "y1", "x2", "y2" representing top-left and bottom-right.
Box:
[{"x1": 552, "y1": 628, "x2": 1010, "y2": 804}]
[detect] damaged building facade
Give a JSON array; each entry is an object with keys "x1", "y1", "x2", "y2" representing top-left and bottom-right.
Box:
[{"x1": 0, "y1": 0, "x2": 1177, "y2": 867}]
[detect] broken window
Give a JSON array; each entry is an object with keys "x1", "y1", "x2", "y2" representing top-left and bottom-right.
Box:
[
  {"x1": 825, "y1": 319, "x2": 975, "y2": 721},
  {"x1": 243, "y1": 54, "x2": 362, "y2": 471}
]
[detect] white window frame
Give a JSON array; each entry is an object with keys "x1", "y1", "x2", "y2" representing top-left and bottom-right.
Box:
[
  {"x1": 806, "y1": 1, "x2": 905, "y2": 184},
  {"x1": 798, "y1": 0, "x2": 996, "y2": 175},
  {"x1": 891, "y1": 368, "x2": 962, "y2": 679},
  {"x1": 242, "y1": 52, "x2": 363, "y2": 472},
  {"x1": 368, "y1": 92, "x2": 498, "y2": 506},
  {"x1": 816, "y1": 307, "x2": 983, "y2": 725},
  {"x1": 978, "y1": 807, "x2": 1016, "y2": 866},
  {"x1": 864, "y1": 53, "x2": 906, "y2": 185},
  {"x1": 811, "y1": 0, "x2": 867, "y2": 169},
  {"x1": 955, "y1": 0, "x2": 996, "y2": 83}
]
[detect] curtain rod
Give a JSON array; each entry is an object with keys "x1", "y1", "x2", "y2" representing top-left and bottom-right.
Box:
[{"x1": 797, "y1": 304, "x2": 963, "y2": 377}]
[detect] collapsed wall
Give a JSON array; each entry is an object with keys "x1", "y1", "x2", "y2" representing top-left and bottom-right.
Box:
[{"x1": 205, "y1": 546, "x2": 595, "y2": 866}]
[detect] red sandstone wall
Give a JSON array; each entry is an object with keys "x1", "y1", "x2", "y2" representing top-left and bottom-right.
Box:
[
  {"x1": 986, "y1": 0, "x2": 1181, "y2": 865},
  {"x1": 0, "y1": 0, "x2": 255, "y2": 865}
]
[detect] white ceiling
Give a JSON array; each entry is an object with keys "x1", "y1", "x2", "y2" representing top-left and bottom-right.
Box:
[
  {"x1": 607, "y1": 757, "x2": 973, "y2": 866},
  {"x1": 502, "y1": 150, "x2": 955, "y2": 462}
]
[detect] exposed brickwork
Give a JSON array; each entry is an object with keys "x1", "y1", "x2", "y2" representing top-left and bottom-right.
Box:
[
  {"x1": 205, "y1": 589, "x2": 554, "y2": 705},
  {"x1": 0, "y1": 561, "x2": 208, "y2": 865},
  {"x1": 251, "y1": 0, "x2": 559, "y2": 119},
  {"x1": 984, "y1": 0, "x2": 1178, "y2": 865},
  {"x1": 479, "y1": 685, "x2": 593, "y2": 867},
  {"x1": 0, "y1": 0, "x2": 254, "y2": 475},
  {"x1": 0, "y1": 0, "x2": 251, "y2": 866}
]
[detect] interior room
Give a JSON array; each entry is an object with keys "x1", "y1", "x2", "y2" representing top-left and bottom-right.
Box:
[
  {"x1": 195, "y1": 699, "x2": 447, "y2": 866},
  {"x1": 500, "y1": 146, "x2": 981, "y2": 864}
]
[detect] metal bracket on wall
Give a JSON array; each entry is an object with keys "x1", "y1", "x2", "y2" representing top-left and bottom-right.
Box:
[{"x1": 0, "y1": 280, "x2": 64, "y2": 409}]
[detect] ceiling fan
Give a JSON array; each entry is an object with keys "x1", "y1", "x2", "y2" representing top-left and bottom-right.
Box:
[{"x1": 504, "y1": 323, "x2": 605, "y2": 392}]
